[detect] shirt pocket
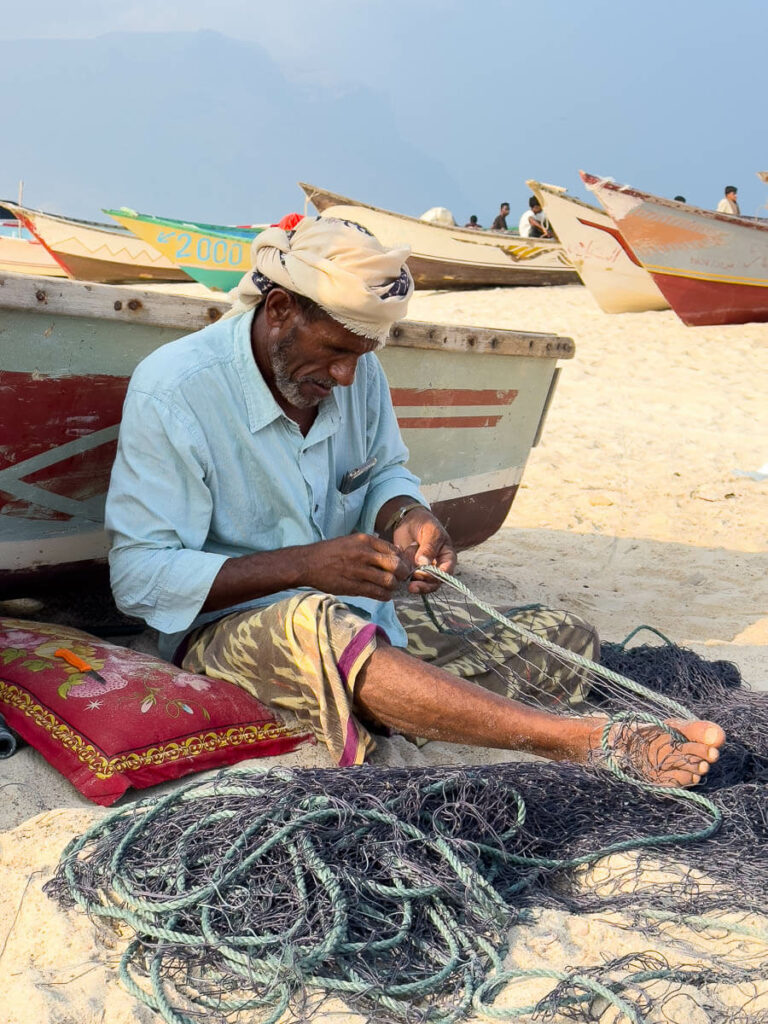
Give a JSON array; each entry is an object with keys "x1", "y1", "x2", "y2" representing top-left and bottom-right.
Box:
[{"x1": 335, "y1": 480, "x2": 369, "y2": 535}]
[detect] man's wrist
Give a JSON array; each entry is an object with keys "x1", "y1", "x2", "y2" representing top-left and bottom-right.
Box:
[{"x1": 382, "y1": 502, "x2": 425, "y2": 535}]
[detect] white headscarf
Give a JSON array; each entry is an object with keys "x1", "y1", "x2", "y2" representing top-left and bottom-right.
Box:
[{"x1": 225, "y1": 216, "x2": 413, "y2": 346}]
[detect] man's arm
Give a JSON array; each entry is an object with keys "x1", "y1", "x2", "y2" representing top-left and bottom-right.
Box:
[{"x1": 202, "y1": 534, "x2": 411, "y2": 611}]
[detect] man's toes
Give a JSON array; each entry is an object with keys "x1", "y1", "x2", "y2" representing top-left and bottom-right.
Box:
[
  {"x1": 660, "y1": 768, "x2": 701, "y2": 788},
  {"x1": 682, "y1": 720, "x2": 725, "y2": 748}
]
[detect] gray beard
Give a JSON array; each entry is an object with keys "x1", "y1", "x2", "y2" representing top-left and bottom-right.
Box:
[{"x1": 271, "y1": 333, "x2": 336, "y2": 409}]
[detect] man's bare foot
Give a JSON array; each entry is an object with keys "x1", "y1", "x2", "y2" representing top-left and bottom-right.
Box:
[{"x1": 584, "y1": 718, "x2": 725, "y2": 788}]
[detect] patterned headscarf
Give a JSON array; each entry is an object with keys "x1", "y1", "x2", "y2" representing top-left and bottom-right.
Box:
[{"x1": 225, "y1": 216, "x2": 413, "y2": 346}]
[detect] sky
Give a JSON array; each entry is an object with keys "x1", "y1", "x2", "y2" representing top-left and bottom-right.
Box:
[{"x1": 2, "y1": 0, "x2": 767, "y2": 223}]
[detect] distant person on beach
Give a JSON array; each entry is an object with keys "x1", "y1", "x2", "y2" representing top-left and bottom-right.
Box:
[
  {"x1": 518, "y1": 196, "x2": 552, "y2": 239},
  {"x1": 674, "y1": 195, "x2": 686, "y2": 203},
  {"x1": 464, "y1": 215, "x2": 482, "y2": 229},
  {"x1": 106, "y1": 216, "x2": 725, "y2": 785},
  {"x1": 717, "y1": 186, "x2": 740, "y2": 215},
  {"x1": 490, "y1": 203, "x2": 510, "y2": 231}
]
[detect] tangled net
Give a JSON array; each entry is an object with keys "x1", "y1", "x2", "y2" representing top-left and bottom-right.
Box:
[{"x1": 46, "y1": 570, "x2": 768, "y2": 1023}]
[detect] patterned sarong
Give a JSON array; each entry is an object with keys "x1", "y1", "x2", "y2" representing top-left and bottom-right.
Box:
[{"x1": 182, "y1": 592, "x2": 598, "y2": 767}]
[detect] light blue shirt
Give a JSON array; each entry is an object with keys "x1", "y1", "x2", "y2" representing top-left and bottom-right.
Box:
[{"x1": 106, "y1": 310, "x2": 426, "y2": 659}]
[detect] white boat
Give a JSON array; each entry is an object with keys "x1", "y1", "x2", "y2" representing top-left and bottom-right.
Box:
[
  {"x1": 0, "y1": 272, "x2": 574, "y2": 590},
  {"x1": 300, "y1": 182, "x2": 578, "y2": 289},
  {"x1": 4, "y1": 202, "x2": 191, "y2": 284},
  {"x1": 0, "y1": 207, "x2": 66, "y2": 277},
  {"x1": 526, "y1": 180, "x2": 669, "y2": 314}
]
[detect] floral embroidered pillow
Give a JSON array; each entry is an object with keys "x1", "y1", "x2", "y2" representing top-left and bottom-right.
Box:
[{"x1": 0, "y1": 618, "x2": 311, "y2": 806}]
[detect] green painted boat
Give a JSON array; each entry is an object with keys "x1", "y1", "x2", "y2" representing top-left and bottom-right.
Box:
[{"x1": 104, "y1": 209, "x2": 263, "y2": 291}]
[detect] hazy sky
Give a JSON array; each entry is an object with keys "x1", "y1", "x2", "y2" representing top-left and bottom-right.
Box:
[{"x1": 3, "y1": 0, "x2": 767, "y2": 220}]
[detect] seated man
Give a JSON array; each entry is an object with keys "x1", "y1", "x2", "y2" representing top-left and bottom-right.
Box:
[
  {"x1": 518, "y1": 196, "x2": 553, "y2": 238},
  {"x1": 106, "y1": 217, "x2": 723, "y2": 785}
]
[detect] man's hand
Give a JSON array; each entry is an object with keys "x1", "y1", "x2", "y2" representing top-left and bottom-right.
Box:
[
  {"x1": 302, "y1": 534, "x2": 412, "y2": 602},
  {"x1": 392, "y1": 508, "x2": 457, "y2": 594}
]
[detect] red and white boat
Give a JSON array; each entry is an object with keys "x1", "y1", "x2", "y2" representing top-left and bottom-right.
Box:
[
  {"x1": 0, "y1": 272, "x2": 573, "y2": 592},
  {"x1": 581, "y1": 171, "x2": 768, "y2": 326}
]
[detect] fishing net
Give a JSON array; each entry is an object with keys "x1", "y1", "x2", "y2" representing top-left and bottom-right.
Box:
[{"x1": 45, "y1": 569, "x2": 768, "y2": 1023}]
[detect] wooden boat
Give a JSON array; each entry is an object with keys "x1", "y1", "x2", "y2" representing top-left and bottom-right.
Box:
[
  {"x1": 105, "y1": 209, "x2": 262, "y2": 291},
  {"x1": 527, "y1": 180, "x2": 669, "y2": 314},
  {"x1": 3, "y1": 202, "x2": 191, "y2": 285},
  {"x1": 581, "y1": 172, "x2": 768, "y2": 326},
  {"x1": 0, "y1": 272, "x2": 573, "y2": 590},
  {"x1": 0, "y1": 206, "x2": 66, "y2": 277},
  {"x1": 0, "y1": 231, "x2": 67, "y2": 277},
  {"x1": 300, "y1": 182, "x2": 578, "y2": 289}
]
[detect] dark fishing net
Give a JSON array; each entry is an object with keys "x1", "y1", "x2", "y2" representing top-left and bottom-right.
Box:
[{"x1": 45, "y1": 571, "x2": 768, "y2": 1023}]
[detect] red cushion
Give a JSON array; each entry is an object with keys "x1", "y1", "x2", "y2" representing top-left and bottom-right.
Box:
[{"x1": 0, "y1": 618, "x2": 311, "y2": 805}]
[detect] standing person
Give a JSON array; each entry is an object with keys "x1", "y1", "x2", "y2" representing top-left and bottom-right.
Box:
[
  {"x1": 490, "y1": 203, "x2": 510, "y2": 231},
  {"x1": 105, "y1": 216, "x2": 724, "y2": 784},
  {"x1": 464, "y1": 215, "x2": 482, "y2": 229},
  {"x1": 518, "y1": 196, "x2": 552, "y2": 238},
  {"x1": 717, "y1": 186, "x2": 740, "y2": 215}
]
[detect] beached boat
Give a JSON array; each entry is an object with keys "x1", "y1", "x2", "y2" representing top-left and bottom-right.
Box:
[
  {"x1": 0, "y1": 231, "x2": 67, "y2": 277},
  {"x1": 527, "y1": 180, "x2": 669, "y2": 314},
  {"x1": 0, "y1": 272, "x2": 573, "y2": 590},
  {"x1": 581, "y1": 172, "x2": 768, "y2": 326},
  {"x1": 3, "y1": 202, "x2": 191, "y2": 285},
  {"x1": 300, "y1": 183, "x2": 578, "y2": 289},
  {"x1": 105, "y1": 209, "x2": 262, "y2": 291},
  {"x1": 0, "y1": 206, "x2": 66, "y2": 277}
]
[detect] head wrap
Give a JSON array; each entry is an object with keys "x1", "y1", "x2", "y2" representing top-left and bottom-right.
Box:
[{"x1": 226, "y1": 216, "x2": 413, "y2": 346}]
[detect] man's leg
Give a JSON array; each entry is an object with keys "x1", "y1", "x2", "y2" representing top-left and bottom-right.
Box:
[
  {"x1": 354, "y1": 643, "x2": 724, "y2": 788},
  {"x1": 182, "y1": 591, "x2": 724, "y2": 786},
  {"x1": 396, "y1": 600, "x2": 597, "y2": 706}
]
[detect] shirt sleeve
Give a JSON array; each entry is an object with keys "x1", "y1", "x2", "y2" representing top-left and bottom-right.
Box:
[
  {"x1": 105, "y1": 388, "x2": 228, "y2": 634},
  {"x1": 356, "y1": 355, "x2": 429, "y2": 536}
]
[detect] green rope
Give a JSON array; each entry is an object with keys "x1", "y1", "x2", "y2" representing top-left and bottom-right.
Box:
[{"x1": 421, "y1": 567, "x2": 693, "y2": 720}]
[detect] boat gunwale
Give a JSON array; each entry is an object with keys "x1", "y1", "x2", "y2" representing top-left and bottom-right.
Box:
[
  {"x1": 299, "y1": 182, "x2": 566, "y2": 250},
  {"x1": 580, "y1": 172, "x2": 768, "y2": 232},
  {"x1": 0, "y1": 273, "x2": 574, "y2": 360},
  {"x1": 2, "y1": 201, "x2": 134, "y2": 238},
  {"x1": 527, "y1": 179, "x2": 605, "y2": 218},
  {"x1": 104, "y1": 209, "x2": 261, "y2": 242}
]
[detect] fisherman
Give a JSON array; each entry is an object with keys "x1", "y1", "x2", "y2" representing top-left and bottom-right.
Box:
[
  {"x1": 717, "y1": 185, "x2": 740, "y2": 215},
  {"x1": 518, "y1": 196, "x2": 552, "y2": 238},
  {"x1": 106, "y1": 216, "x2": 724, "y2": 785},
  {"x1": 490, "y1": 202, "x2": 510, "y2": 231},
  {"x1": 464, "y1": 214, "x2": 482, "y2": 229}
]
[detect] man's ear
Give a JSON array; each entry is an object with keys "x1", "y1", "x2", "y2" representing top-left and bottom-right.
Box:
[{"x1": 262, "y1": 288, "x2": 297, "y2": 329}]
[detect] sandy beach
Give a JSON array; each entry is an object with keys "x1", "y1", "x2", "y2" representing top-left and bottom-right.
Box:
[{"x1": 2, "y1": 283, "x2": 767, "y2": 1022}]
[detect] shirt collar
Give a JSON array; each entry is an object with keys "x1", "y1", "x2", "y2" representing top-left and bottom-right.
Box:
[{"x1": 233, "y1": 309, "x2": 342, "y2": 437}]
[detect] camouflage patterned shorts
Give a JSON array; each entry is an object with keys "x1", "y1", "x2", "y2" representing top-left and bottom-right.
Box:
[{"x1": 181, "y1": 591, "x2": 598, "y2": 767}]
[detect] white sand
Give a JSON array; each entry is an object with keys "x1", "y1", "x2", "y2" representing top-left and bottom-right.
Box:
[{"x1": 2, "y1": 284, "x2": 767, "y2": 1022}]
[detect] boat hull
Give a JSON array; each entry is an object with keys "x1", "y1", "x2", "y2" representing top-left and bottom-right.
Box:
[
  {"x1": 301, "y1": 183, "x2": 578, "y2": 289},
  {"x1": 0, "y1": 273, "x2": 572, "y2": 590},
  {"x1": 105, "y1": 210, "x2": 260, "y2": 291},
  {"x1": 6, "y1": 204, "x2": 191, "y2": 284},
  {"x1": 0, "y1": 234, "x2": 67, "y2": 277},
  {"x1": 582, "y1": 172, "x2": 768, "y2": 326},
  {"x1": 527, "y1": 180, "x2": 668, "y2": 313}
]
